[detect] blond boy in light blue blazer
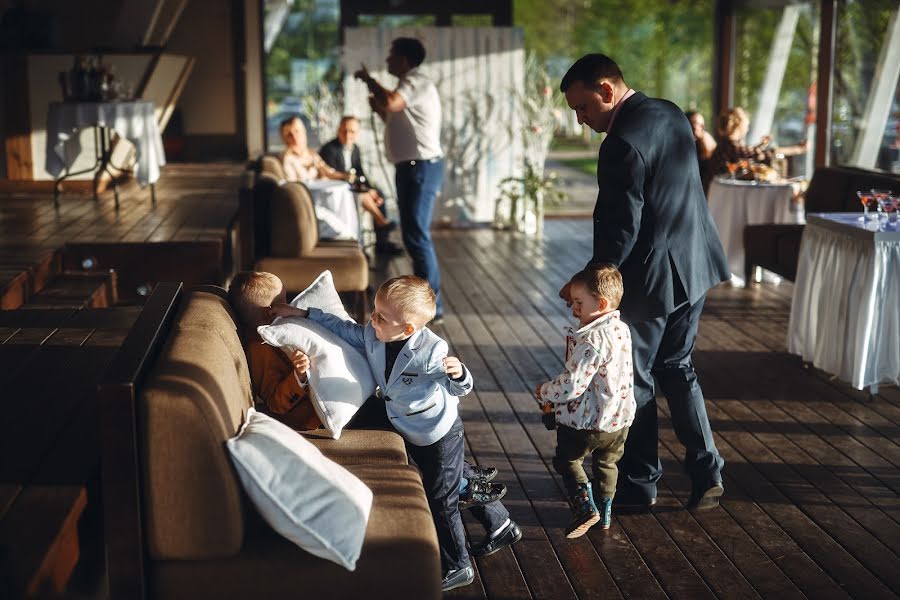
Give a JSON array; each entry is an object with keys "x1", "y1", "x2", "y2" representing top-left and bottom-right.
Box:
[{"x1": 271, "y1": 275, "x2": 520, "y2": 591}]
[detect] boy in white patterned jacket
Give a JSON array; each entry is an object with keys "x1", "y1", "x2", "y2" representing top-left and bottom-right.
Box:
[{"x1": 536, "y1": 265, "x2": 636, "y2": 538}]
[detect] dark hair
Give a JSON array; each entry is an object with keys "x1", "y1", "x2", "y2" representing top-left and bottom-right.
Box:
[
  {"x1": 685, "y1": 110, "x2": 699, "y2": 120},
  {"x1": 559, "y1": 54, "x2": 625, "y2": 93},
  {"x1": 391, "y1": 37, "x2": 426, "y2": 68},
  {"x1": 339, "y1": 115, "x2": 359, "y2": 125},
  {"x1": 279, "y1": 115, "x2": 301, "y2": 130}
]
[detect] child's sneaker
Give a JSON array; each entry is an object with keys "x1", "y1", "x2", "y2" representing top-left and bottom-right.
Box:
[
  {"x1": 466, "y1": 464, "x2": 498, "y2": 483},
  {"x1": 459, "y1": 481, "x2": 507, "y2": 510},
  {"x1": 599, "y1": 496, "x2": 613, "y2": 529},
  {"x1": 565, "y1": 482, "x2": 600, "y2": 539}
]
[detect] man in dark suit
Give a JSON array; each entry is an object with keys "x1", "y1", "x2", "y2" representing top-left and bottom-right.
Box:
[
  {"x1": 320, "y1": 116, "x2": 403, "y2": 255},
  {"x1": 560, "y1": 54, "x2": 730, "y2": 511}
]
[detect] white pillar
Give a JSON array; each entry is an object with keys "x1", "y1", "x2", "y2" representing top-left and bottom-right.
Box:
[
  {"x1": 749, "y1": 6, "x2": 800, "y2": 146},
  {"x1": 849, "y1": 7, "x2": 900, "y2": 168}
]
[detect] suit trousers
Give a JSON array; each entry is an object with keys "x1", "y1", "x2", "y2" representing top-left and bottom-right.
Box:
[
  {"x1": 405, "y1": 417, "x2": 508, "y2": 572},
  {"x1": 394, "y1": 159, "x2": 444, "y2": 316},
  {"x1": 620, "y1": 294, "x2": 723, "y2": 500}
]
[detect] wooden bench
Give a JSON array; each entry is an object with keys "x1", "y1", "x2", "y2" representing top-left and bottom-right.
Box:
[{"x1": 0, "y1": 305, "x2": 140, "y2": 599}]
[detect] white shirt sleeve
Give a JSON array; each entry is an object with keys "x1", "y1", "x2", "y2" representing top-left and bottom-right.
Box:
[{"x1": 396, "y1": 72, "x2": 427, "y2": 108}]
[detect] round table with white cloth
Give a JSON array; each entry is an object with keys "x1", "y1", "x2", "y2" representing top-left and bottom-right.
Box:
[
  {"x1": 305, "y1": 179, "x2": 360, "y2": 240},
  {"x1": 788, "y1": 213, "x2": 900, "y2": 392},
  {"x1": 707, "y1": 177, "x2": 803, "y2": 286},
  {"x1": 45, "y1": 100, "x2": 165, "y2": 186}
]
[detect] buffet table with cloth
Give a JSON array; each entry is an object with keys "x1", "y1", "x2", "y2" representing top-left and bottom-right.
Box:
[
  {"x1": 304, "y1": 179, "x2": 360, "y2": 240},
  {"x1": 708, "y1": 178, "x2": 803, "y2": 285},
  {"x1": 788, "y1": 213, "x2": 900, "y2": 392},
  {"x1": 45, "y1": 101, "x2": 165, "y2": 207}
]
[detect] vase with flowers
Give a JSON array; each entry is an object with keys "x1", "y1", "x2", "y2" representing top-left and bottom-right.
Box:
[{"x1": 493, "y1": 54, "x2": 567, "y2": 236}]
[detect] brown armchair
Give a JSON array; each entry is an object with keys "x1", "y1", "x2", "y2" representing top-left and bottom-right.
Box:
[
  {"x1": 743, "y1": 166, "x2": 900, "y2": 283},
  {"x1": 240, "y1": 171, "x2": 369, "y2": 321}
]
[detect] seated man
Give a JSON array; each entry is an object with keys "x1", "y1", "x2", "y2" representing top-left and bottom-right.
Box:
[{"x1": 320, "y1": 116, "x2": 403, "y2": 255}]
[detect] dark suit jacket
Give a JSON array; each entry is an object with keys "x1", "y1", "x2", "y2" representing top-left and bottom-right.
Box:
[
  {"x1": 319, "y1": 138, "x2": 364, "y2": 176},
  {"x1": 590, "y1": 92, "x2": 729, "y2": 321}
]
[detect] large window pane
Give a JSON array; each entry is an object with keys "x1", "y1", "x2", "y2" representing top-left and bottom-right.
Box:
[
  {"x1": 264, "y1": 0, "x2": 340, "y2": 152},
  {"x1": 734, "y1": 2, "x2": 818, "y2": 177},
  {"x1": 833, "y1": 0, "x2": 900, "y2": 173}
]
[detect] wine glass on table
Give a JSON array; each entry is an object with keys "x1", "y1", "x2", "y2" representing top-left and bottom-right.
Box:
[
  {"x1": 726, "y1": 162, "x2": 738, "y2": 180},
  {"x1": 857, "y1": 190, "x2": 875, "y2": 223},
  {"x1": 872, "y1": 189, "x2": 892, "y2": 225},
  {"x1": 881, "y1": 193, "x2": 899, "y2": 227}
]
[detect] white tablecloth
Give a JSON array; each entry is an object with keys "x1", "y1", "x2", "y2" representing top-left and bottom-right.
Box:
[
  {"x1": 788, "y1": 213, "x2": 900, "y2": 390},
  {"x1": 708, "y1": 178, "x2": 802, "y2": 285},
  {"x1": 45, "y1": 101, "x2": 165, "y2": 185},
  {"x1": 305, "y1": 180, "x2": 359, "y2": 240}
]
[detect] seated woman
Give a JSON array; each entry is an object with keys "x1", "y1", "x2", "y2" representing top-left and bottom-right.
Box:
[
  {"x1": 704, "y1": 107, "x2": 808, "y2": 192},
  {"x1": 279, "y1": 116, "x2": 394, "y2": 230}
]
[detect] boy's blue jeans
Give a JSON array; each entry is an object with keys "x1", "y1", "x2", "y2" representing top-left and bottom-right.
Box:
[
  {"x1": 406, "y1": 417, "x2": 508, "y2": 572},
  {"x1": 394, "y1": 158, "x2": 444, "y2": 317}
]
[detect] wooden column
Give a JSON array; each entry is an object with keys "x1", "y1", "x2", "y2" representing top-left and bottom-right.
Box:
[
  {"x1": 713, "y1": 0, "x2": 736, "y2": 122},
  {"x1": 2, "y1": 54, "x2": 33, "y2": 180},
  {"x1": 815, "y1": 0, "x2": 837, "y2": 168}
]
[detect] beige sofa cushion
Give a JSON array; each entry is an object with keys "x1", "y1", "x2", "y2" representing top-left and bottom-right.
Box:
[
  {"x1": 141, "y1": 312, "x2": 252, "y2": 559},
  {"x1": 148, "y1": 465, "x2": 441, "y2": 600},
  {"x1": 173, "y1": 289, "x2": 252, "y2": 405},
  {"x1": 255, "y1": 250, "x2": 368, "y2": 293},
  {"x1": 259, "y1": 155, "x2": 286, "y2": 180},
  {"x1": 270, "y1": 182, "x2": 319, "y2": 257},
  {"x1": 302, "y1": 429, "x2": 408, "y2": 466}
]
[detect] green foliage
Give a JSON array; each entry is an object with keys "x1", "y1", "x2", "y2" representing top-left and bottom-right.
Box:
[
  {"x1": 514, "y1": 0, "x2": 715, "y2": 116},
  {"x1": 494, "y1": 159, "x2": 567, "y2": 232},
  {"x1": 265, "y1": 1, "x2": 340, "y2": 102}
]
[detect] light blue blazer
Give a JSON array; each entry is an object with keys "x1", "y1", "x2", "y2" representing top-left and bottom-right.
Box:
[{"x1": 308, "y1": 308, "x2": 473, "y2": 446}]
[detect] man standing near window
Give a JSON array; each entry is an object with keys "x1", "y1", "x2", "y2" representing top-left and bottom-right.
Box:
[
  {"x1": 354, "y1": 37, "x2": 446, "y2": 323},
  {"x1": 560, "y1": 53, "x2": 731, "y2": 512}
]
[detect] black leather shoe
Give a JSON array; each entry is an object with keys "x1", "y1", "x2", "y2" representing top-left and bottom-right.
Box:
[
  {"x1": 612, "y1": 491, "x2": 657, "y2": 512},
  {"x1": 374, "y1": 220, "x2": 398, "y2": 233},
  {"x1": 459, "y1": 481, "x2": 506, "y2": 510},
  {"x1": 470, "y1": 521, "x2": 522, "y2": 557},
  {"x1": 467, "y1": 464, "x2": 498, "y2": 483},
  {"x1": 441, "y1": 566, "x2": 474, "y2": 591},
  {"x1": 374, "y1": 241, "x2": 404, "y2": 256},
  {"x1": 687, "y1": 481, "x2": 724, "y2": 511}
]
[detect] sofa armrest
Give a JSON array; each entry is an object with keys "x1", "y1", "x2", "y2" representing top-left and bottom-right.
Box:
[{"x1": 743, "y1": 223, "x2": 805, "y2": 283}]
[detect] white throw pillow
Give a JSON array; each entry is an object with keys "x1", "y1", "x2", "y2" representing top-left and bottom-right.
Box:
[
  {"x1": 289, "y1": 270, "x2": 352, "y2": 321},
  {"x1": 257, "y1": 319, "x2": 374, "y2": 439},
  {"x1": 226, "y1": 408, "x2": 372, "y2": 571}
]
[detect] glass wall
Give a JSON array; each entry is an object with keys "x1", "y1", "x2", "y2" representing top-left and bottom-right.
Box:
[
  {"x1": 734, "y1": 2, "x2": 818, "y2": 177},
  {"x1": 264, "y1": 0, "x2": 340, "y2": 151},
  {"x1": 833, "y1": 0, "x2": 900, "y2": 173}
]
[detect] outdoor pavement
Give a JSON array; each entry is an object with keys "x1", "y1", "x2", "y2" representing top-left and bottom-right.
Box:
[{"x1": 544, "y1": 148, "x2": 598, "y2": 216}]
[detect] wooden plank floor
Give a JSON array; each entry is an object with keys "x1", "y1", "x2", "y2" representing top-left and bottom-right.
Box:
[
  {"x1": 0, "y1": 163, "x2": 244, "y2": 249},
  {"x1": 373, "y1": 219, "x2": 900, "y2": 600}
]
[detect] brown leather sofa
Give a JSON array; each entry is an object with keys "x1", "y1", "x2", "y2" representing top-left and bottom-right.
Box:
[
  {"x1": 743, "y1": 165, "x2": 900, "y2": 282},
  {"x1": 99, "y1": 283, "x2": 440, "y2": 600},
  {"x1": 240, "y1": 164, "x2": 369, "y2": 321}
]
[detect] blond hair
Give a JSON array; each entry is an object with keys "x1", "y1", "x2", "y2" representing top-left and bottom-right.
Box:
[
  {"x1": 570, "y1": 265, "x2": 624, "y2": 310},
  {"x1": 377, "y1": 275, "x2": 436, "y2": 327},
  {"x1": 717, "y1": 107, "x2": 748, "y2": 140},
  {"x1": 229, "y1": 271, "x2": 283, "y2": 326}
]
